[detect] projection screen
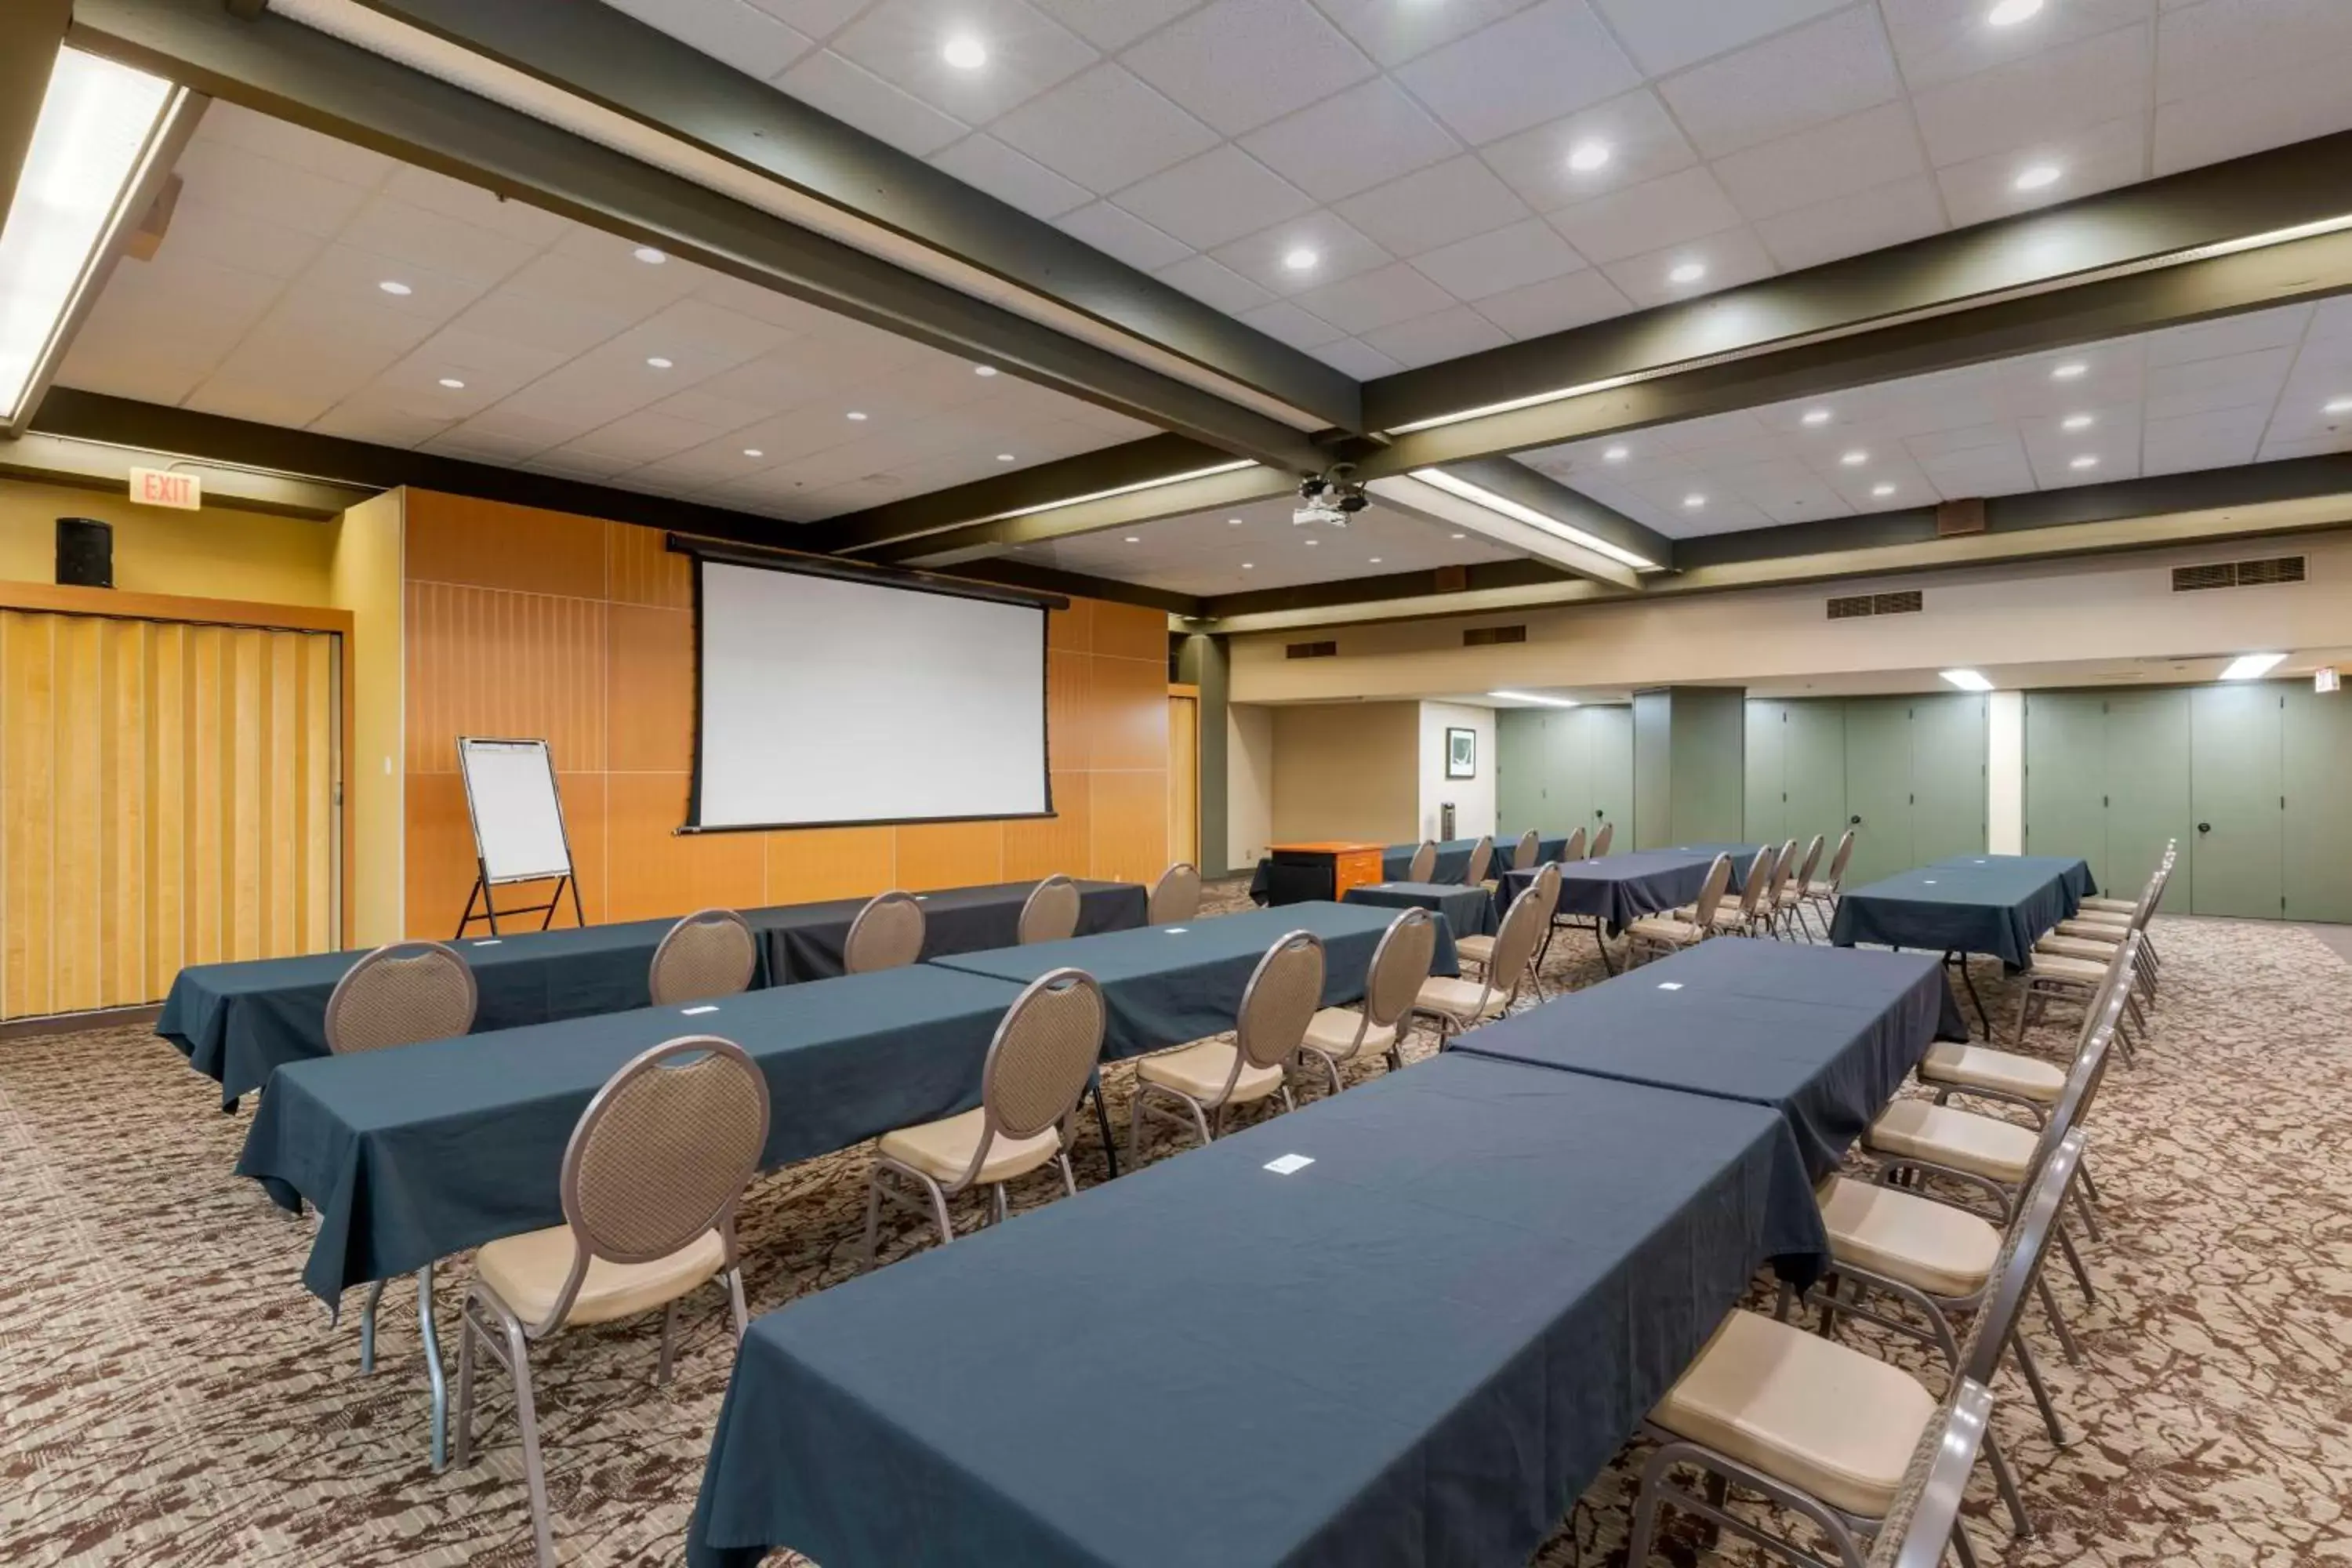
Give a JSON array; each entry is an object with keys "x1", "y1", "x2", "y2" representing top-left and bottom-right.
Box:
[{"x1": 689, "y1": 557, "x2": 1052, "y2": 830}]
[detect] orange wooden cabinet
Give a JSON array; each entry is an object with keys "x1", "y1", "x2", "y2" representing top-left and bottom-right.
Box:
[{"x1": 1267, "y1": 841, "x2": 1388, "y2": 904}]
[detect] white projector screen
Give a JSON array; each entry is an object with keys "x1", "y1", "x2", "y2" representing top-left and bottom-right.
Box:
[{"x1": 690, "y1": 558, "x2": 1052, "y2": 829}]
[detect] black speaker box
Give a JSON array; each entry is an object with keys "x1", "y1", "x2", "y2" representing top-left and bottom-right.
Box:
[{"x1": 56, "y1": 517, "x2": 114, "y2": 589}]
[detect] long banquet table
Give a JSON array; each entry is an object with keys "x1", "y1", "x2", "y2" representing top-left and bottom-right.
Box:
[{"x1": 1829, "y1": 854, "x2": 2096, "y2": 1031}]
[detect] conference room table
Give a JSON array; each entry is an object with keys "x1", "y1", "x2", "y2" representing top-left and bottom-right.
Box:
[
  {"x1": 1504, "y1": 842, "x2": 1761, "y2": 972},
  {"x1": 1452, "y1": 938, "x2": 1965, "y2": 1180},
  {"x1": 684, "y1": 1051, "x2": 1830, "y2": 1568},
  {"x1": 1339, "y1": 878, "x2": 1499, "y2": 939},
  {"x1": 160, "y1": 877, "x2": 1147, "y2": 1106},
  {"x1": 1247, "y1": 833, "x2": 1568, "y2": 905},
  {"x1": 1829, "y1": 855, "x2": 2096, "y2": 1034}
]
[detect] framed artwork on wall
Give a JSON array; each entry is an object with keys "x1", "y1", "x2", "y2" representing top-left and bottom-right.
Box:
[{"x1": 1446, "y1": 727, "x2": 1477, "y2": 779}]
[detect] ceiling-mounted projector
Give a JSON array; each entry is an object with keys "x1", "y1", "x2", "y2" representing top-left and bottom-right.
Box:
[{"x1": 1294, "y1": 465, "x2": 1366, "y2": 527}]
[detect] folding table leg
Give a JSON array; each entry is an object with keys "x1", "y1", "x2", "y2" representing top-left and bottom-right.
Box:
[
  {"x1": 420, "y1": 1264, "x2": 450, "y2": 1472},
  {"x1": 1088, "y1": 1074, "x2": 1120, "y2": 1180},
  {"x1": 1944, "y1": 950, "x2": 1991, "y2": 1040}
]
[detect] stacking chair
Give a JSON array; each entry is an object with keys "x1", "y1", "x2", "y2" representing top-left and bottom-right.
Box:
[
  {"x1": 1627, "y1": 1127, "x2": 2083, "y2": 1568},
  {"x1": 324, "y1": 940, "x2": 477, "y2": 1055},
  {"x1": 1410, "y1": 877, "x2": 1549, "y2": 1045},
  {"x1": 1296, "y1": 907, "x2": 1438, "y2": 1092},
  {"x1": 2036, "y1": 851, "x2": 2172, "y2": 1004},
  {"x1": 1130, "y1": 931, "x2": 1321, "y2": 1157},
  {"x1": 1559, "y1": 825, "x2": 1588, "y2": 862},
  {"x1": 1776, "y1": 834, "x2": 1828, "y2": 940},
  {"x1": 1406, "y1": 839, "x2": 1439, "y2": 882},
  {"x1": 2011, "y1": 883, "x2": 2153, "y2": 1051},
  {"x1": 1923, "y1": 934, "x2": 2134, "y2": 1120},
  {"x1": 1018, "y1": 874, "x2": 1082, "y2": 944},
  {"x1": 1457, "y1": 862, "x2": 1560, "y2": 998},
  {"x1": 1672, "y1": 845, "x2": 1777, "y2": 937},
  {"x1": 863, "y1": 969, "x2": 1106, "y2": 1265},
  {"x1": 1590, "y1": 820, "x2": 1615, "y2": 858},
  {"x1": 1148, "y1": 861, "x2": 1203, "y2": 924},
  {"x1": 1509, "y1": 828, "x2": 1541, "y2": 871},
  {"x1": 1462, "y1": 833, "x2": 1496, "y2": 887},
  {"x1": 1753, "y1": 838, "x2": 1799, "y2": 936},
  {"x1": 1624, "y1": 854, "x2": 1733, "y2": 965},
  {"x1": 1801, "y1": 828, "x2": 1857, "y2": 934},
  {"x1": 842, "y1": 890, "x2": 925, "y2": 975},
  {"x1": 1866, "y1": 1380, "x2": 1997, "y2": 1568},
  {"x1": 454, "y1": 1035, "x2": 769, "y2": 1568},
  {"x1": 648, "y1": 909, "x2": 758, "y2": 1006}
]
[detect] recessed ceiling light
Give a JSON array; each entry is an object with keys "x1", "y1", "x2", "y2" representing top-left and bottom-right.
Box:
[
  {"x1": 974, "y1": 365, "x2": 998, "y2": 377},
  {"x1": 1667, "y1": 260, "x2": 1706, "y2": 285},
  {"x1": 1801, "y1": 408, "x2": 1832, "y2": 426},
  {"x1": 2061, "y1": 412, "x2": 2095, "y2": 430},
  {"x1": 1602, "y1": 445, "x2": 1629, "y2": 462},
  {"x1": 1840, "y1": 449, "x2": 1868, "y2": 466},
  {"x1": 1566, "y1": 139, "x2": 1611, "y2": 172},
  {"x1": 2325, "y1": 396, "x2": 2352, "y2": 415},
  {"x1": 2220, "y1": 652, "x2": 2285, "y2": 681},
  {"x1": 632, "y1": 245, "x2": 666, "y2": 264},
  {"x1": 378, "y1": 279, "x2": 412, "y2": 296},
  {"x1": 2069, "y1": 454, "x2": 2099, "y2": 469},
  {"x1": 1450, "y1": 532, "x2": 1466, "y2": 539},
  {"x1": 437, "y1": 377, "x2": 466, "y2": 389},
  {"x1": 2013, "y1": 163, "x2": 2062, "y2": 192},
  {"x1": 846, "y1": 409, "x2": 867, "y2": 420},
  {"x1": 1490, "y1": 690, "x2": 1581, "y2": 708},
  {"x1": 1282, "y1": 246, "x2": 1319, "y2": 272},
  {"x1": 742, "y1": 448, "x2": 763, "y2": 458},
  {"x1": 1123, "y1": 535, "x2": 1139, "y2": 543},
  {"x1": 1682, "y1": 493, "x2": 1706, "y2": 509},
  {"x1": 1940, "y1": 668, "x2": 1994, "y2": 692},
  {"x1": 1241, "y1": 561, "x2": 1254, "y2": 569},
  {"x1": 1871, "y1": 482, "x2": 1896, "y2": 497},
  {"x1": 1987, "y1": 0, "x2": 2042, "y2": 24},
  {"x1": 2051, "y1": 361, "x2": 2088, "y2": 380},
  {"x1": 1368, "y1": 557, "x2": 1382, "y2": 564},
  {"x1": 942, "y1": 34, "x2": 986, "y2": 69},
  {"x1": 1227, "y1": 516, "x2": 1244, "y2": 525},
  {"x1": 1304, "y1": 538, "x2": 1320, "y2": 546},
  {"x1": 996, "y1": 452, "x2": 1016, "y2": 462},
  {"x1": 645, "y1": 356, "x2": 673, "y2": 369}
]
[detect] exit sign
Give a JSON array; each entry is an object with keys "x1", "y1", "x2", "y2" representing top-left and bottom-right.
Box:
[{"x1": 129, "y1": 466, "x2": 201, "y2": 510}]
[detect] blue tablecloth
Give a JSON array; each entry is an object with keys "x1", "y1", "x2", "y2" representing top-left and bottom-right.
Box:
[
  {"x1": 1452, "y1": 939, "x2": 1964, "y2": 1180},
  {"x1": 160, "y1": 879, "x2": 1145, "y2": 1105},
  {"x1": 1831, "y1": 858, "x2": 2090, "y2": 968},
  {"x1": 1501, "y1": 843, "x2": 1760, "y2": 929},
  {"x1": 1931, "y1": 854, "x2": 2097, "y2": 905},
  {"x1": 1248, "y1": 834, "x2": 1567, "y2": 904},
  {"x1": 238, "y1": 965, "x2": 1031, "y2": 1302},
  {"x1": 1341, "y1": 880, "x2": 1498, "y2": 940},
  {"x1": 927, "y1": 902, "x2": 1457, "y2": 1063},
  {"x1": 685, "y1": 1052, "x2": 1828, "y2": 1568}
]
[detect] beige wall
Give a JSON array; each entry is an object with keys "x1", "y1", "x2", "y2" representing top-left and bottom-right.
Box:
[
  {"x1": 1269, "y1": 701, "x2": 1420, "y2": 845},
  {"x1": 1230, "y1": 533, "x2": 2352, "y2": 702},
  {"x1": 1417, "y1": 701, "x2": 1495, "y2": 841},
  {"x1": 329, "y1": 491, "x2": 405, "y2": 945},
  {"x1": 0, "y1": 477, "x2": 339, "y2": 604},
  {"x1": 1227, "y1": 702, "x2": 1275, "y2": 867}
]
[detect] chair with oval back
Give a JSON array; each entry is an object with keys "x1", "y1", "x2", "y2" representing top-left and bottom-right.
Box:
[
  {"x1": 1408, "y1": 869, "x2": 1552, "y2": 1047},
  {"x1": 648, "y1": 909, "x2": 758, "y2": 1007},
  {"x1": 1461, "y1": 833, "x2": 1496, "y2": 886},
  {"x1": 453, "y1": 1035, "x2": 770, "y2": 1568},
  {"x1": 843, "y1": 890, "x2": 926, "y2": 976},
  {"x1": 1018, "y1": 875, "x2": 1083, "y2": 945},
  {"x1": 861, "y1": 968, "x2": 1107, "y2": 1269},
  {"x1": 1802, "y1": 827, "x2": 1857, "y2": 932},
  {"x1": 1624, "y1": 854, "x2": 1733, "y2": 966},
  {"x1": 1296, "y1": 907, "x2": 1439, "y2": 1094},
  {"x1": 1776, "y1": 833, "x2": 1827, "y2": 939},
  {"x1": 1590, "y1": 819, "x2": 1615, "y2": 858},
  {"x1": 1405, "y1": 840, "x2": 1439, "y2": 882},
  {"x1": 1509, "y1": 828, "x2": 1541, "y2": 870},
  {"x1": 1686, "y1": 844, "x2": 1778, "y2": 937},
  {"x1": 325, "y1": 941, "x2": 477, "y2": 1055},
  {"x1": 1758, "y1": 838, "x2": 1799, "y2": 936},
  {"x1": 1559, "y1": 824, "x2": 1588, "y2": 862},
  {"x1": 1130, "y1": 931, "x2": 1323, "y2": 1160},
  {"x1": 1148, "y1": 862, "x2": 1203, "y2": 924}
]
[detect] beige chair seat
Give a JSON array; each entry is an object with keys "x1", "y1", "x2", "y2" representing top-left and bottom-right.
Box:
[
  {"x1": 1918, "y1": 1041, "x2": 2067, "y2": 1102},
  {"x1": 1805, "y1": 880, "x2": 1837, "y2": 898},
  {"x1": 2066, "y1": 907, "x2": 2131, "y2": 927},
  {"x1": 2028, "y1": 951, "x2": 2109, "y2": 983},
  {"x1": 1454, "y1": 933, "x2": 1496, "y2": 967},
  {"x1": 2036, "y1": 933, "x2": 2119, "y2": 963},
  {"x1": 1414, "y1": 975, "x2": 1505, "y2": 1025},
  {"x1": 1300, "y1": 1006, "x2": 1396, "y2": 1058},
  {"x1": 1628, "y1": 914, "x2": 1706, "y2": 944},
  {"x1": 1136, "y1": 1040, "x2": 1287, "y2": 1103},
  {"x1": 1867, "y1": 1101, "x2": 2037, "y2": 1184},
  {"x1": 1671, "y1": 903, "x2": 1749, "y2": 929},
  {"x1": 2079, "y1": 895, "x2": 2137, "y2": 914},
  {"x1": 474, "y1": 1225, "x2": 727, "y2": 1328},
  {"x1": 879, "y1": 1108, "x2": 1062, "y2": 1185},
  {"x1": 2053, "y1": 919, "x2": 2125, "y2": 942},
  {"x1": 1817, "y1": 1174, "x2": 2003, "y2": 1299},
  {"x1": 1650, "y1": 1309, "x2": 1939, "y2": 1519}
]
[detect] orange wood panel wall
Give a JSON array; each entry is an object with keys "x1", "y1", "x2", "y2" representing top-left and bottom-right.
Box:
[{"x1": 401, "y1": 491, "x2": 1168, "y2": 935}]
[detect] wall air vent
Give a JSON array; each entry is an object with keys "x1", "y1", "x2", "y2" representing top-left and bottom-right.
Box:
[
  {"x1": 1827, "y1": 592, "x2": 1924, "y2": 619},
  {"x1": 1285, "y1": 640, "x2": 1338, "y2": 660},
  {"x1": 2172, "y1": 556, "x2": 2305, "y2": 591},
  {"x1": 1463, "y1": 624, "x2": 1527, "y2": 647}
]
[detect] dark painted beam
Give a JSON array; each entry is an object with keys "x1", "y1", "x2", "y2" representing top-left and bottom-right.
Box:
[
  {"x1": 0, "y1": 1, "x2": 71, "y2": 235},
  {"x1": 1200, "y1": 558, "x2": 1578, "y2": 620},
  {"x1": 0, "y1": 427, "x2": 371, "y2": 517},
  {"x1": 1436, "y1": 456, "x2": 1675, "y2": 572},
  {"x1": 1364, "y1": 130, "x2": 2352, "y2": 452},
  {"x1": 67, "y1": 0, "x2": 1334, "y2": 473},
  {"x1": 341, "y1": 0, "x2": 1356, "y2": 435},
  {"x1": 950, "y1": 558, "x2": 1200, "y2": 619}
]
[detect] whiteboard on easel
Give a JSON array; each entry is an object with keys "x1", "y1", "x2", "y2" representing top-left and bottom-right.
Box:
[{"x1": 457, "y1": 738, "x2": 575, "y2": 884}]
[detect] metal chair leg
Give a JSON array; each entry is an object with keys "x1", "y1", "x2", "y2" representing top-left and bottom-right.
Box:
[
  {"x1": 1984, "y1": 1428, "x2": 2034, "y2": 1539},
  {"x1": 452, "y1": 1299, "x2": 479, "y2": 1470},
  {"x1": 419, "y1": 1265, "x2": 449, "y2": 1472},
  {"x1": 2009, "y1": 1330, "x2": 2071, "y2": 1447},
  {"x1": 2036, "y1": 1272, "x2": 2085, "y2": 1366},
  {"x1": 923, "y1": 1175, "x2": 955, "y2": 1247},
  {"x1": 724, "y1": 1266, "x2": 749, "y2": 1341},
  {"x1": 502, "y1": 1317, "x2": 558, "y2": 1568},
  {"x1": 358, "y1": 1277, "x2": 387, "y2": 1374},
  {"x1": 2056, "y1": 1219, "x2": 2099, "y2": 1305},
  {"x1": 656, "y1": 1299, "x2": 681, "y2": 1385},
  {"x1": 858, "y1": 1174, "x2": 884, "y2": 1273}
]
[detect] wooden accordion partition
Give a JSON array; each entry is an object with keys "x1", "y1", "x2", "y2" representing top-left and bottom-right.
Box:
[{"x1": 401, "y1": 491, "x2": 1170, "y2": 936}]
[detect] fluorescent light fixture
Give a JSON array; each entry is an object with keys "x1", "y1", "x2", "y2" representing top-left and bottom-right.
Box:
[
  {"x1": 844, "y1": 408, "x2": 866, "y2": 419},
  {"x1": 437, "y1": 377, "x2": 466, "y2": 389},
  {"x1": 1682, "y1": 493, "x2": 1705, "y2": 509},
  {"x1": 1840, "y1": 449, "x2": 1868, "y2": 466},
  {"x1": 378, "y1": 278, "x2": 412, "y2": 296},
  {"x1": 996, "y1": 452, "x2": 1016, "y2": 462},
  {"x1": 1871, "y1": 482, "x2": 1896, "y2": 498},
  {"x1": 2068, "y1": 454, "x2": 2098, "y2": 469},
  {"x1": 973, "y1": 364, "x2": 997, "y2": 376},
  {"x1": 968, "y1": 459, "x2": 1259, "y2": 528},
  {"x1": 0, "y1": 49, "x2": 183, "y2": 429},
  {"x1": 2220, "y1": 652, "x2": 2285, "y2": 681},
  {"x1": 1490, "y1": 690, "x2": 1579, "y2": 707},
  {"x1": 646, "y1": 355, "x2": 673, "y2": 368},
  {"x1": 2062, "y1": 412, "x2": 2094, "y2": 430},
  {"x1": 1406, "y1": 467, "x2": 1658, "y2": 570},
  {"x1": 1940, "y1": 669, "x2": 1994, "y2": 692},
  {"x1": 742, "y1": 447, "x2": 763, "y2": 457},
  {"x1": 1602, "y1": 444, "x2": 1629, "y2": 461}
]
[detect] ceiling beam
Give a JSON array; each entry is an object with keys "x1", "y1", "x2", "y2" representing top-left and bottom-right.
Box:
[
  {"x1": 67, "y1": 0, "x2": 1334, "y2": 473},
  {"x1": 872, "y1": 455, "x2": 1296, "y2": 570},
  {"x1": 0, "y1": 427, "x2": 372, "y2": 517},
  {"x1": 1362, "y1": 474, "x2": 1640, "y2": 590},
  {"x1": 0, "y1": 1, "x2": 72, "y2": 234}
]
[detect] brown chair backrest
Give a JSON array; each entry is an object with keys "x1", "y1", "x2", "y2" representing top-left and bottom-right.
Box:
[
  {"x1": 324, "y1": 941, "x2": 477, "y2": 1054},
  {"x1": 1560, "y1": 825, "x2": 1588, "y2": 862},
  {"x1": 1149, "y1": 862, "x2": 1203, "y2": 924},
  {"x1": 1362, "y1": 909, "x2": 1439, "y2": 1029},
  {"x1": 1018, "y1": 875, "x2": 1082, "y2": 945},
  {"x1": 1767, "y1": 837, "x2": 1799, "y2": 905},
  {"x1": 1463, "y1": 835, "x2": 1495, "y2": 885},
  {"x1": 1511, "y1": 829, "x2": 1541, "y2": 870},
  {"x1": 1406, "y1": 840, "x2": 1439, "y2": 882},
  {"x1": 1590, "y1": 820, "x2": 1614, "y2": 858},
  {"x1": 1824, "y1": 828, "x2": 1856, "y2": 890},
  {"x1": 1733, "y1": 846, "x2": 1777, "y2": 915},
  {"x1": 1791, "y1": 833, "x2": 1825, "y2": 894},
  {"x1": 1688, "y1": 854, "x2": 1734, "y2": 927},
  {"x1": 979, "y1": 968, "x2": 1108, "y2": 1143},
  {"x1": 1486, "y1": 866, "x2": 1555, "y2": 993},
  {"x1": 649, "y1": 909, "x2": 758, "y2": 1007},
  {"x1": 1236, "y1": 931, "x2": 1326, "y2": 1071},
  {"x1": 843, "y1": 891, "x2": 925, "y2": 975}
]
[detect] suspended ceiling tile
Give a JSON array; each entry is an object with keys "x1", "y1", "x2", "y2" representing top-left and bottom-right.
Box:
[
  {"x1": 1392, "y1": 0, "x2": 1642, "y2": 147},
  {"x1": 1119, "y1": 0, "x2": 1377, "y2": 138}
]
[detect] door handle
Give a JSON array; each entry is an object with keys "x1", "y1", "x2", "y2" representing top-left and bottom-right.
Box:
[{"x1": 2197, "y1": 822, "x2": 2212, "y2": 834}]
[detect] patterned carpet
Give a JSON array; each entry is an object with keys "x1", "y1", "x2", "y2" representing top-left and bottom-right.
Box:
[{"x1": 2, "y1": 886, "x2": 2346, "y2": 1567}]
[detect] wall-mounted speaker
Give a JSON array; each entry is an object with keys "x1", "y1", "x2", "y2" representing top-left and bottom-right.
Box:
[{"x1": 56, "y1": 518, "x2": 114, "y2": 589}]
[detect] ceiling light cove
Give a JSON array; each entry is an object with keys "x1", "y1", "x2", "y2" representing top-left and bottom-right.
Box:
[
  {"x1": 2220, "y1": 652, "x2": 2286, "y2": 681},
  {"x1": 1940, "y1": 669, "x2": 1994, "y2": 692},
  {"x1": 1281, "y1": 247, "x2": 1320, "y2": 273},
  {"x1": 1667, "y1": 260, "x2": 1707, "y2": 285},
  {"x1": 1566, "y1": 140, "x2": 1611, "y2": 172},
  {"x1": 1490, "y1": 690, "x2": 1580, "y2": 708},
  {"x1": 941, "y1": 34, "x2": 987, "y2": 69},
  {"x1": 1405, "y1": 469, "x2": 1659, "y2": 571},
  {"x1": 2013, "y1": 163, "x2": 2062, "y2": 193},
  {"x1": 1987, "y1": 0, "x2": 2044, "y2": 24}
]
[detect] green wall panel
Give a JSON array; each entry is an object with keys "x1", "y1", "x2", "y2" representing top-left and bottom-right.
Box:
[
  {"x1": 1495, "y1": 709, "x2": 1552, "y2": 843},
  {"x1": 1783, "y1": 700, "x2": 1848, "y2": 868},
  {"x1": 1842, "y1": 698, "x2": 1916, "y2": 885},
  {"x1": 1744, "y1": 699, "x2": 1786, "y2": 845},
  {"x1": 2188, "y1": 684, "x2": 2284, "y2": 919},
  {"x1": 1495, "y1": 705, "x2": 1635, "y2": 851},
  {"x1": 1632, "y1": 690, "x2": 1673, "y2": 850},
  {"x1": 1910, "y1": 695, "x2": 1989, "y2": 866},
  {"x1": 1589, "y1": 704, "x2": 1634, "y2": 852},
  {"x1": 2104, "y1": 690, "x2": 2192, "y2": 899},
  {"x1": 2283, "y1": 686, "x2": 2352, "y2": 922},
  {"x1": 2024, "y1": 691, "x2": 2111, "y2": 886}
]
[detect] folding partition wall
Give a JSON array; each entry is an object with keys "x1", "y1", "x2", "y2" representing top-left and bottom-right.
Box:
[
  {"x1": 1494, "y1": 705, "x2": 1633, "y2": 851},
  {"x1": 1745, "y1": 694, "x2": 1989, "y2": 886}
]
